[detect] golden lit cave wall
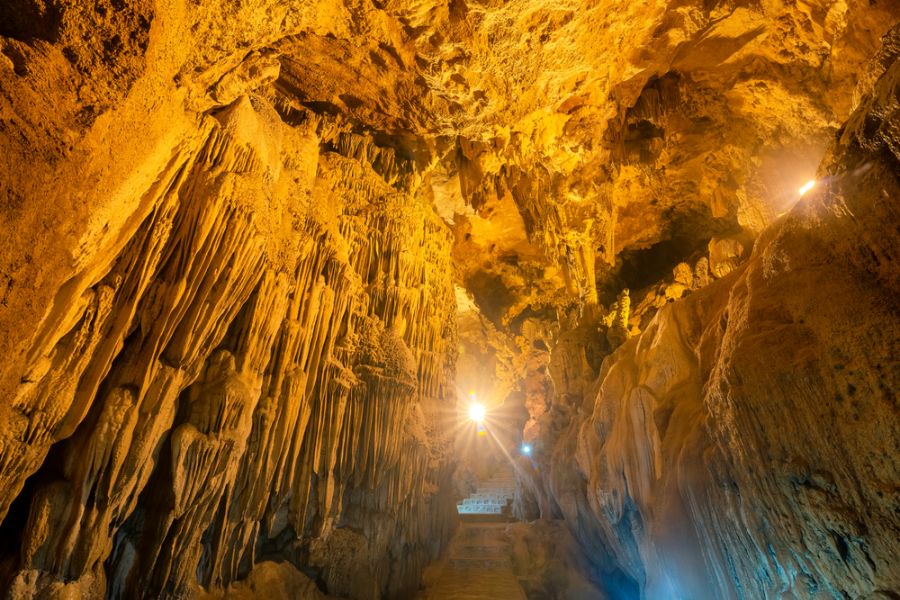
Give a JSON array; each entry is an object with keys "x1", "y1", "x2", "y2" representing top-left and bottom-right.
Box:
[
  {"x1": 0, "y1": 96, "x2": 457, "y2": 598},
  {"x1": 516, "y1": 36, "x2": 900, "y2": 599}
]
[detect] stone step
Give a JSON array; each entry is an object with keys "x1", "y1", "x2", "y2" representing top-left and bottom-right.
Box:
[
  {"x1": 455, "y1": 523, "x2": 512, "y2": 534},
  {"x1": 450, "y1": 545, "x2": 511, "y2": 558},
  {"x1": 460, "y1": 498, "x2": 509, "y2": 506},
  {"x1": 417, "y1": 565, "x2": 527, "y2": 599},
  {"x1": 458, "y1": 513, "x2": 516, "y2": 523},
  {"x1": 448, "y1": 557, "x2": 513, "y2": 570},
  {"x1": 457, "y1": 505, "x2": 505, "y2": 514}
]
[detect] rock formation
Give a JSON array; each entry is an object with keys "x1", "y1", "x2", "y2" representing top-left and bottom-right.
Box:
[
  {"x1": 0, "y1": 0, "x2": 898, "y2": 599},
  {"x1": 519, "y1": 27, "x2": 900, "y2": 599}
]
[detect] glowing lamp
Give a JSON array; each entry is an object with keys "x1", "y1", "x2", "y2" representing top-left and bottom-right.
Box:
[
  {"x1": 468, "y1": 402, "x2": 486, "y2": 423},
  {"x1": 798, "y1": 180, "x2": 816, "y2": 196},
  {"x1": 521, "y1": 444, "x2": 532, "y2": 455}
]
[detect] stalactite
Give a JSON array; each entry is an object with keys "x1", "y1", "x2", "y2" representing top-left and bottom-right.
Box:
[
  {"x1": 2, "y1": 3, "x2": 898, "y2": 599},
  {"x1": 0, "y1": 90, "x2": 457, "y2": 599}
]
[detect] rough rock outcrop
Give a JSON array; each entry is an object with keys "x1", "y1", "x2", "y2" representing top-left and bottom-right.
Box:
[
  {"x1": 197, "y1": 561, "x2": 334, "y2": 600},
  {"x1": 532, "y1": 29, "x2": 900, "y2": 599}
]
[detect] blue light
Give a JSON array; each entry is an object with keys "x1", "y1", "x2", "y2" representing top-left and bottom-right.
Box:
[{"x1": 521, "y1": 444, "x2": 532, "y2": 455}]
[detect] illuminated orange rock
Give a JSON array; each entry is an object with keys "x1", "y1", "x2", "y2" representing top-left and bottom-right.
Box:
[{"x1": 0, "y1": 1, "x2": 897, "y2": 598}]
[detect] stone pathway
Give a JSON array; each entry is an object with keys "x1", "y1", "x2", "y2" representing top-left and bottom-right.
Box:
[
  {"x1": 417, "y1": 522, "x2": 526, "y2": 600},
  {"x1": 418, "y1": 466, "x2": 526, "y2": 599}
]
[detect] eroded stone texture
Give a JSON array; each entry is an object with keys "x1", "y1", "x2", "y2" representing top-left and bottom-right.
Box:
[
  {"x1": 0, "y1": 43, "x2": 459, "y2": 599},
  {"x1": 525, "y1": 29, "x2": 900, "y2": 598},
  {"x1": 0, "y1": 1, "x2": 898, "y2": 599}
]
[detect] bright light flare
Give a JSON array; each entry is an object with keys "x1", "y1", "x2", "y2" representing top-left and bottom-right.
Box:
[
  {"x1": 468, "y1": 402, "x2": 486, "y2": 423},
  {"x1": 798, "y1": 179, "x2": 816, "y2": 196},
  {"x1": 521, "y1": 444, "x2": 532, "y2": 455}
]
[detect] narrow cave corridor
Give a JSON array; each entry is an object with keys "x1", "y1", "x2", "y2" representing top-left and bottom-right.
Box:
[{"x1": 1, "y1": 1, "x2": 899, "y2": 599}]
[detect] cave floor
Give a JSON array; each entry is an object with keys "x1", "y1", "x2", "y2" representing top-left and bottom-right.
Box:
[{"x1": 416, "y1": 521, "x2": 526, "y2": 600}]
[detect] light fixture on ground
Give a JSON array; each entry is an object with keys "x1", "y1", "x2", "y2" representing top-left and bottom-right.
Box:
[
  {"x1": 468, "y1": 402, "x2": 486, "y2": 424},
  {"x1": 799, "y1": 179, "x2": 816, "y2": 196}
]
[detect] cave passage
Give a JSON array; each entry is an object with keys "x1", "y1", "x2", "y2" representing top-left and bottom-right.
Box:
[{"x1": 0, "y1": 2, "x2": 898, "y2": 600}]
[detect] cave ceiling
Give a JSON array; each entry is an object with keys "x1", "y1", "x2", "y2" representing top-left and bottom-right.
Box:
[
  {"x1": 257, "y1": 0, "x2": 896, "y2": 325},
  {"x1": 1, "y1": 1, "x2": 899, "y2": 598},
  {"x1": 3, "y1": 0, "x2": 896, "y2": 337}
]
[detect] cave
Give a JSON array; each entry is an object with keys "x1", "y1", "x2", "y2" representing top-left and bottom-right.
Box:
[{"x1": 0, "y1": 2, "x2": 898, "y2": 599}]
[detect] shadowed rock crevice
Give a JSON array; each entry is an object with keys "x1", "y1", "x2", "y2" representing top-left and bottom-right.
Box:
[{"x1": 0, "y1": 0, "x2": 63, "y2": 43}]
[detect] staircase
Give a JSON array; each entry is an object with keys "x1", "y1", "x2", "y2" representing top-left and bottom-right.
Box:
[
  {"x1": 456, "y1": 466, "x2": 516, "y2": 518},
  {"x1": 447, "y1": 522, "x2": 514, "y2": 569},
  {"x1": 417, "y1": 522, "x2": 526, "y2": 600},
  {"x1": 417, "y1": 466, "x2": 526, "y2": 599}
]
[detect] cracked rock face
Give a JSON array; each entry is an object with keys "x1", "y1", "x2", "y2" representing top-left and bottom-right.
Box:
[{"x1": 1, "y1": 1, "x2": 899, "y2": 599}]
